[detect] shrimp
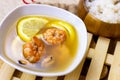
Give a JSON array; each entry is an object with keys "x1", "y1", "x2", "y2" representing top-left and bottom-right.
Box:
[
  {"x1": 23, "y1": 37, "x2": 44, "y2": 63},
  {"x1": 42, "y1": 28, "x2": 66, "y2": 45}
]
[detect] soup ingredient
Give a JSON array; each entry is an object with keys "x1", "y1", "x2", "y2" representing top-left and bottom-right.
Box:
[
  {"x1": 13, "y1": 15, "x2": 78, "y2": 71},
  {"x1": 85, "y1": 0, "x2": 120, "y2": 23},
  {"x1": 23, "y1": 37, "x2": 44, "y2": 63},
  {"x1": 42, "y1": 27, "x2": 66, "y2": 45},
  {"x1": 44, "y1": 20, "x2": 76, "y2": 45},
  {"x1": 41, "y1": 55, "x2": 55, "y2": 68},
  {"x1": 18, "y1": 60, "x2": 27, "y2": 65},
  {"x1": 17, "y1": 16, "x2": 49, "y2": 42}
]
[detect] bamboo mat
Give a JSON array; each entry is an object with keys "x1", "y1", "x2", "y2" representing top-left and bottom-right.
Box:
[{"x1": 0, "y1": 1, "x2": 120, "y2": 80}]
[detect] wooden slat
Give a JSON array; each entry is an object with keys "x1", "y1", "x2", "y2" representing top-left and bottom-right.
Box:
[
  {"x1": 0, "y1": 59, "x2": 3, "y2": 64},
  {"x1": 87, "y1": 33, "x2": 94, "y2": 50},
  {"x1": 0, "y1": 59, "x2": 4, "y2": 68},
  {"x1": 0, "y1": 63, "x2": 15, "y2": 80},
  {"x1": 87, "y1": 48, "x2": 113, "y2": 65},
  {"x1": 12, "y1": 77, "x2": 20, "y2": 80},
  {"x1": 64, "y1": 33, "x2": 93, "y2": 80},
  {"x1": 87, "y1": 48, "x2": 94, "y2": 59},
  {"x1": 108, "y1": 41, "x2": 120, "y2": 80},
  {"x1": 86, "y1": 37, "x2": 110, "y2": 80},
  {"x1": 42, "y1": 77, "x2": 57, "y2": 80},
  {"x1": 20, "y1": 73, "x2": 36, "y2": 80},
  {"x1": 106, "y1": 54, "x2": 113, "y2": 66},
  {"x1": 64, "y1": 58, "x2": 86, "y2": 80}
]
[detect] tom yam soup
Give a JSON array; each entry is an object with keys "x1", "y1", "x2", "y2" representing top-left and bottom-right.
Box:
[{"x1": 4, "y1": 15, "x2": 78, "y2": 72}]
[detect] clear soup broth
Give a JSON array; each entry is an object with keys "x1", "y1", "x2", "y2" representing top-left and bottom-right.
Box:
[{"x1": 4, "y1": 15, "x2": 78, "y2": 72}]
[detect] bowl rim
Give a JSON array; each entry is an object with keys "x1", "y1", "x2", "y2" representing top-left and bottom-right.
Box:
[{"x1": 0, "y1": 4, "x2": 88, "y2": 76}]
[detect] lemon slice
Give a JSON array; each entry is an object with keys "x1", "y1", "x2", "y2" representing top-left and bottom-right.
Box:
[{"x1": 17, "y1": 16, "x2": 49, "y2": 42}]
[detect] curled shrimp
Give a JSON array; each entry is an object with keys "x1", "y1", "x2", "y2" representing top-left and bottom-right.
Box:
[
  {"x1": 42, "y1": 28, "x2": 66, "y2": 45},
  {"x1": 23, "y1": 37, "x2": 44, "y2": 63}
]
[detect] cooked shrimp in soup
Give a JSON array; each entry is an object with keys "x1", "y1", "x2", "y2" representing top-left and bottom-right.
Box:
[
  {"x1": 42, "y1": 28, "x2": 66, "y2": 45},
  {"x1": 23, "y1": 37, "x2": 44, "y2": 63}
]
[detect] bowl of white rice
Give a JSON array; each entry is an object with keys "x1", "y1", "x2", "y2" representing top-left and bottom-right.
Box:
[{"x1": 78, "y1": 0, "x2": 120, "y2": 38}]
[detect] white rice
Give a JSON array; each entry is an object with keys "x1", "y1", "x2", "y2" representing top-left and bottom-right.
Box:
[{"x1": 85, "y1": 0, "x2": 120, "y2": 23}]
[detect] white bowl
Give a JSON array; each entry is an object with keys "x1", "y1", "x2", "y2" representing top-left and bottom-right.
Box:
[{"x1": 0, "y1": 4, "x2": 87, "y2": 76}]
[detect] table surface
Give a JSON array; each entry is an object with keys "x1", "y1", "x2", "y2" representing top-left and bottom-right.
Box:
[{"x1": 0, "y1": 0, "x2": 79, "y2": 21}]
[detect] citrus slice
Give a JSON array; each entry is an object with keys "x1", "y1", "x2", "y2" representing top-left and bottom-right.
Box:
[{"x1": 17, "y1": 16, "x2": 49, "y2": 42}]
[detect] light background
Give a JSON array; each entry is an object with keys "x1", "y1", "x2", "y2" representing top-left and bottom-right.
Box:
[{"x1": 0, "y1": 0, "x2": 79, "y2": 21}]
